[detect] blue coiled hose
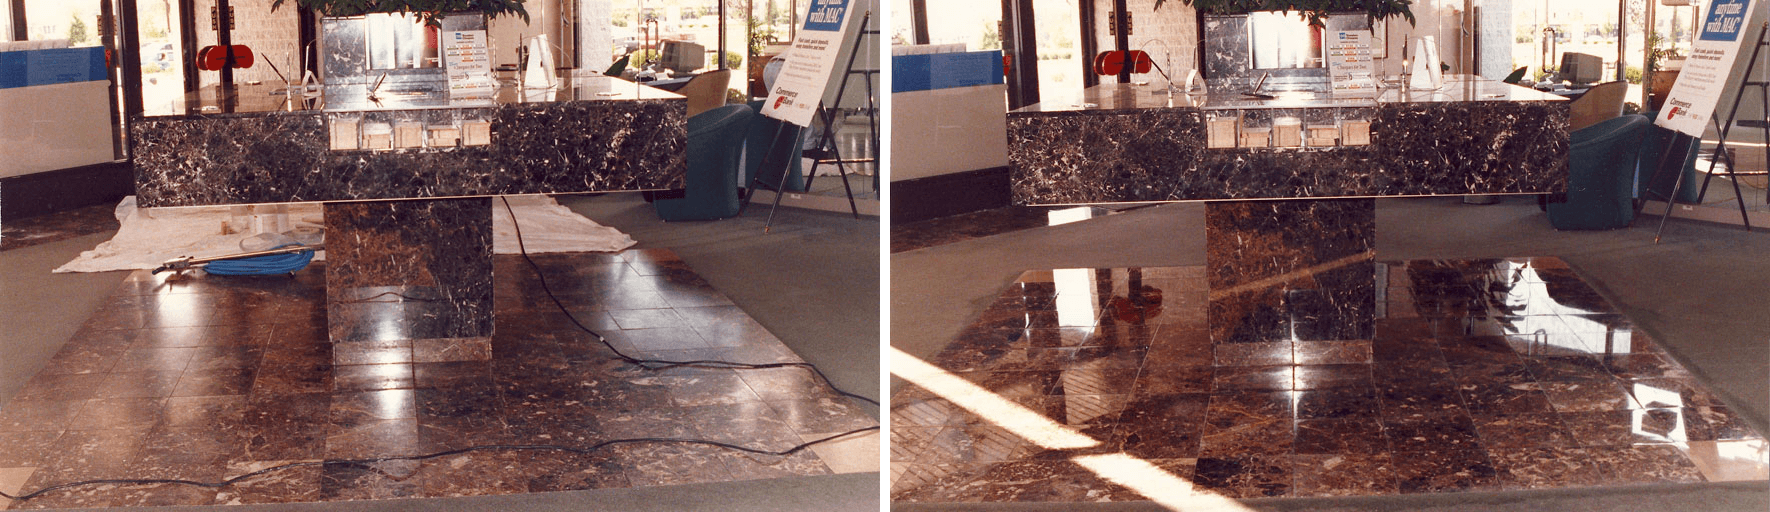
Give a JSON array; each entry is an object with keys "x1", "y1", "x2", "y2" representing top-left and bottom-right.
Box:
[{"x1": 204, "y1": 244, "x2": 316, "y2": 275}]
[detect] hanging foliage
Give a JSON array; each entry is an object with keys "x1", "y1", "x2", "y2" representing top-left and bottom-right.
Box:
[
  {"x1": 269, "y1": 0, "x2": 530, "y2": 27},
  {"x1": 1156, "y1": 0, "x2": 1416, "y2": 27}
]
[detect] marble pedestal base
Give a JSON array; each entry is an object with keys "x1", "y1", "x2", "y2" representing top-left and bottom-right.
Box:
[
  {"x1": 1206, "y1": 198, "x2": 1376, "y2": 344},
  {"x1": 324, "y1": 198, "x2": 494, "y2": 363}
]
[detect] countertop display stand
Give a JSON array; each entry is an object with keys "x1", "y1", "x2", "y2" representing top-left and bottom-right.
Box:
[
  {"x1": 742, "y1": 11, "x2": 874, "y2": 231},
  {"x1": 1651, "y1": 21, "x2": 1767, "y2": 242}
]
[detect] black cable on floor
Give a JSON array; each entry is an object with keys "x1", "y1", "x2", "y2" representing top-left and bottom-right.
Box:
[
  {"x1": 0, "y1": 428, "x2": 877, "y2": 502},
  {"x1": 0, "y1": 197, "x2": 879, "y2": 503},
  {"x1": 497, "y1": 197, "x2": 878, "y2": 407}
]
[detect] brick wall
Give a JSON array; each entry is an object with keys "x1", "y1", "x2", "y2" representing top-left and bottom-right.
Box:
[
  {"x1": 194, "y1": 0, "x2": 303, "y2": 87},
  {"x1": 1093, "y1": 0, "x2": 1198, "y2": 88}
]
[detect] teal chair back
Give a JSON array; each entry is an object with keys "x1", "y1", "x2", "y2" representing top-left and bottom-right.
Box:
[
  {"x1": 743, "y1": 99, "x2": 806, "y2": 193},
  {"x1": 1547, "y1": 114, "x2": 1649, "y2": 230},
  {"x1": 654, "y1": 104, "x2": 755, "y2": 221},
  {"x1": 1502, "y1": 66, "x2": 1528, "y2": 84},
  {"x1": 606, "y1": 54, "x2": 630, "y2": 78}
]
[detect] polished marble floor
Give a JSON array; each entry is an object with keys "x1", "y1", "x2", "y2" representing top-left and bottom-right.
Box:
[
  {"x1": 890, "y1": 205, "x2": 1149, "y2": 254},
  {"x1": 0, "y1": 204, "x2": 120, "y2": 252},
  {"x1": 890, "y1": 257, "x2": 1767, "y2": 502},
  {"x1": 0, "y1": 249, "x2": 877, "y2": 509}
]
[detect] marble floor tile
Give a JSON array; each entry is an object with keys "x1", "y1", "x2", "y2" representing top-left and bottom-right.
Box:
[
  {"x1": 1295, "y1": 417, "x2": 1390, "y2": 455},
  {"x1": 956, "y1": 459, "x2": 1125, "y2": 502},
  {"x1": 1391, "y1": 446, "x2": 1500, "y2": 494},
  {"x1": 213, "y1": 460, "x2": 325, "y2": 505},
  {"x1": 1586, "y1": 444, "x2": 1705, "y2": 485},
  {"x1": 1131, "y1": 365, "x2": 1213, "y2": 395},
  {"x1": 1291, "y1": 453, "x2": 1397, "y2": 497},
  {"x1": 1192, "y1": 454, "x2": 1291, "y2": 499},
  {"x1": 1469, "y1": 412, "x2": 1579, "y2": 449},
  {"x1": 0, "y1": 251, "x2": 865, "y2": 509},
  {"x1": 890, "y1": 258, "x2": 1762, "y2": 505},
  {"x1": 0, "y1": 203, "x2": 119, "y2": 251},
  {"x1": 1488, "y1": 446, "x2": 1608, "y2": 490}
]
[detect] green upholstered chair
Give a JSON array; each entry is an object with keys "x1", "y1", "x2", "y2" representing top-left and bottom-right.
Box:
[
  {"x1": 1502, "y1": 66, "x2": 1529, "y2": 84},
  {"x1": 1634, "y1": 111, "x2": 1703, "y2": 204},
  {"x1": 654, "y1": 104, "x2": 755, "y2": 221},
  {"x1": 1547, "y1": 114, "x2": 1650, "y2": 230},
  {"x1": 605, "y1": 54, "x2": 630, "y2": 78},
  {"x1": 742, "y1": 99, "x2": 806, "y2": 193}
]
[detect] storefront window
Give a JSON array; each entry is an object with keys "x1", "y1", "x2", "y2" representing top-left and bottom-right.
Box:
[
  {"x1": 1509, "y1": 0, "x2": 1706, "y2": 107},
  {"x1": 926, "y1": 3, "x2": 1001, "y2": 51},
  {"x1": 606, "y1": 1, "x2": 749, "y2": 98},
  {"x1": 23, "y1": 0, "x2": 101, "y2": 46},
  {"x1": 890, "y1": 0, "x2": 912, "y2": 44}
]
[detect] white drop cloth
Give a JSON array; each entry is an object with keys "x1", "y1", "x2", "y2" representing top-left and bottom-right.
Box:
[{"x1": 54, "y1": 195, "x2": 635, "y2": 273}]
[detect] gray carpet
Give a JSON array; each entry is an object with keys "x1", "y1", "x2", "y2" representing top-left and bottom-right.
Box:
[
  {"x1": 890, "y1": 195, "x2": 1769, "y2": 511},
  {"x1": 0, "y1": 193, "x2": 879, "y2": 511}
]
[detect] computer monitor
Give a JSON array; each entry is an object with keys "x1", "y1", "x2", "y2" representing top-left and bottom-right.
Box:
[
  {"x1": 1558, "y1": 52, "x2": 1603, "y2": 85},
  {"x1": 659, "y1": 40, "x2": 706, "y2": 73}
]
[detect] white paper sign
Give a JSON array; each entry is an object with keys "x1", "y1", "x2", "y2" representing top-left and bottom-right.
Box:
[
  {"x1": 1657, "y1": 0, "x2": 1757, "y2": 136},
  {"x1": 761, "y1": 0, "x2": 863, "y2": 127},
  {"x1": 443, "y1": 30, "x2": 496, "y2": 104},
  {"x1": 1328, "y1": 29, "x2": 1378, "y2": 97},
  {"x1": 1409, "y1": 36, "x2": 1443, "y2": 90}
]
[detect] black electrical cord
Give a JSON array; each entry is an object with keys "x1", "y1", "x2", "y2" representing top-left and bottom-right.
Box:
[
  {"x1": 496, "y1": 197, "x2": 878, "y2": 407},
  {"x1": 0, "y1": 196, "x2": 879, "y2": 503},
  {"x1": 335, "y1": 291, "x2": 441, "y2": 304},
  {"x1": 0, "y1": 429, "x2": 877, "y2": 502}
]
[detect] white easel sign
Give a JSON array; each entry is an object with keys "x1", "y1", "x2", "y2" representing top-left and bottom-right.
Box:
[
  {"x1": 761, "y1": 0, "x2": 863, "y2": 127},
  {"x1": 1658, "y1": 0, "x2": 1756, "y2": 136}
]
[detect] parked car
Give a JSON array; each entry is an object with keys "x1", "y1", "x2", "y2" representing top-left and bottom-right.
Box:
[{"x1": 141, "y1": 42, "x2": 174, "y2": 72}]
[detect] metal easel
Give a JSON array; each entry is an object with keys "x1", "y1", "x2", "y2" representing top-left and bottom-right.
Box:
[
  {"x1": 1651, "y1": 21, "x2": 1768, "y2": 243},
  {"x1": 738, "y1": 10, "x2": 875, "y2": 232}
]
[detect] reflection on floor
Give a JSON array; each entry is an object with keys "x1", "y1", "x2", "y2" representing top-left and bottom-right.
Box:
[
  {"x1": 890, "y1": 257, "x2": 1767, "y2": 502},
  {"x1": 0, "y1": 250, "x2": 876, "y2": 509},
  {"x1": 0, "y1": 204, "x2": 120, "y2": 252},
  {"x1": 890, "y1": 206, "x2": 1149, "y2": 254}
]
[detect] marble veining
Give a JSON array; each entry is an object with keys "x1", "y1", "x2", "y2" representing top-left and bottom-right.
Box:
[
  {"x1": 131, "y1": 78, "x2": 686, "y2": 208},
  {"x1": 0, "y1": 250, "x2": 876, "y2": 508},
  {"x1": 1206, "y1": 199, "x2": 1375, "y2": 344},
  {"x1": 1007, "y1": 79, "x2": 1569, "y2": 205},
  {"x1": 891, "y1": 257, "x2": 1767, "y2": 504},
  {"x1": 324, "y1": 198, "x2": 493, "y2": 348}
]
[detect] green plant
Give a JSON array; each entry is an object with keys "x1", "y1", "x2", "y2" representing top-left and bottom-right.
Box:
[
  {"x1": 1624, "y1": 66, "x2": 1643, "y2": 84},
  {"x1": 68, "y1": 14, "x2": 89, "y2": 45},
  {"x1": 1644, "y1": 31, "x2": 1680, "y2": 76},
  {"x1": 1159, "y1": 0, "x2": 1416, "y2": 26},
  {"x1": 632, "y1": 49, "x2": 660, "y2": 68},
  {"x1": 747, "y1": 16, "x2": 776, "y2": 58},
  {"x1": 724, "y1": 51, "x2": 743, "y2": 70},
  {"x1": 269, "y1": 0, "x2": 529, "y2": 27}
]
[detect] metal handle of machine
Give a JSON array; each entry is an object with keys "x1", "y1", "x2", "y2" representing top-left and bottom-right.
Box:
[{"x1": 152, "y1": 244, "x2": 324, "y2": 274}]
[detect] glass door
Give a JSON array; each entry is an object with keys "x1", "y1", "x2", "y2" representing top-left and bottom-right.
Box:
[
  {"x1": 136, "y1": 0, "x2": 183, "y2": 114},
  {"x1": 1031, "y1": 0, "x2": 1082, "y2": 106}
]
